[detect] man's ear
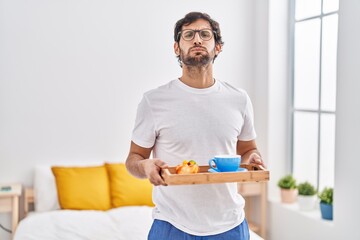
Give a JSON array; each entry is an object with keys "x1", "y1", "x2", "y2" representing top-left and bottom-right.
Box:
[
  {"x1": 174, "y1": 42, "x2": 180, "y2": 56},
  {"x1": 215, "y1": 43, "x2": 222, "y2": 56}
]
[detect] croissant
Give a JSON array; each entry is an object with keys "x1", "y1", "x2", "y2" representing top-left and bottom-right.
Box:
[{"x1": 175, "y1": 160, "x2": 199, "y2": 174}]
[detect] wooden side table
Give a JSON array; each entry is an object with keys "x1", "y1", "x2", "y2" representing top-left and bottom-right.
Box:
[
  {"x1": 0, "y1": 184, "x2": 22, "y2": 236},
  {"x1": 238, "y1": 182, "x2": 267, "y2": 238}
]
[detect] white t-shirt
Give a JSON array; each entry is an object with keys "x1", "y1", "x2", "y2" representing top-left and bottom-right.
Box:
[{"x1": 132, "y1": 79, "x2": 257, "y2": 236}]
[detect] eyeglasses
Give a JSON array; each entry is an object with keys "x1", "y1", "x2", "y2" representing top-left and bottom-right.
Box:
[{"x1": 178, "y1": 29, "x2": 216, "y2": 41}]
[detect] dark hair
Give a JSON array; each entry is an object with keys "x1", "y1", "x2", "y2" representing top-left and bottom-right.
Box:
[{"x1": 174, "y1": 12, "x2": 224, "y2": 46}]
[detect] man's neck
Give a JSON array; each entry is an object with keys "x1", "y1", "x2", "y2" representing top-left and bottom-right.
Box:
[{"x1": 180, "y1": 64, "x2": 215, "y2": 89}]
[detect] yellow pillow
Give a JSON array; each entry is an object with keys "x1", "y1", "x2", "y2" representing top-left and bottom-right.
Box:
[
  {"x1": 105, "y1": 163, "x2": 154, "y2": 207},
  {"x1": 51, "y1": 165, "x2": 111, "y2": 210}
]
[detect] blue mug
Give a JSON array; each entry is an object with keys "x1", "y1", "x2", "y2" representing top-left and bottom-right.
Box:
[{"x1": 208, "y1": 155, "x2": 241, "y2": 172}]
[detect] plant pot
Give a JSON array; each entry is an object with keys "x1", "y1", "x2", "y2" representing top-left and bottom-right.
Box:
[
  {"x1": 298, "y1": 195, "x2": 316, "y2": 211},
  {"x1": 280, "y1": 188, "x2": 298, "y2": 203},
  {"x1": 320, "y1": 202, "x2": 333, "y2": 220}
]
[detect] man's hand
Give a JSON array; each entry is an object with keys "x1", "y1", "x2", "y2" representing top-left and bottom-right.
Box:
[
  {"x1": 237, "y1": 140, "x2": 265, "y2": 169},
  {"x1": 126, "y1": 141, "x2": 169, "y2": 186},
  {"x1": 141, "y1": 158, "x2": 169, "y2": 186},
  {"x1": 248, "y1": 152, "x2": 266, "y2": 169}
]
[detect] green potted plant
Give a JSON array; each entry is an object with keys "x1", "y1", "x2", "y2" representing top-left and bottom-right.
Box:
[
  {"x1": 297, "y1": 181, "x2": 317, "y2": 210},
  {"x1": 277, "y1": 174, "x2": 297, "y2": 203},
  {"x1": 319, "y1": 187, "x2": 333, "y2": 220}
]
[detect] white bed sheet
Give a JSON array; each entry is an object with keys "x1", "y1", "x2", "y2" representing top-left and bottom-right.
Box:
[{"x1": 14, "y1": 206, "x2": 264, "y2": 240}]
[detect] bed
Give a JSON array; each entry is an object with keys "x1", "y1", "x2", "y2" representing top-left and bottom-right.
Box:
[
  {"x1": 14, "y1": 163, "x2": 265, "y2": 240},
  {"x1": 15, "y1": 203, "x2": 153, "y2": 239}
]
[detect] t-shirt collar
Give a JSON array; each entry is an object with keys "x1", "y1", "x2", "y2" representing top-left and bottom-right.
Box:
[{"x1": 174, "y1": 78, "x2": 220, "y2": 94}]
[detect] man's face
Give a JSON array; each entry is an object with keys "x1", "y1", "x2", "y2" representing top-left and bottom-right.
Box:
[{"x1": 174, "y1": 19, "x2": 222, "y2": 67}]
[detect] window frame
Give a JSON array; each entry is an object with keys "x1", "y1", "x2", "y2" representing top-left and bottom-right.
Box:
[{"x1": 289, "y1": 0, "x2": 338, "y2": 190}]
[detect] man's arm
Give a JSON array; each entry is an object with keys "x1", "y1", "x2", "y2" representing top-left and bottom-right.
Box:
[
  {"x1": 125, "y1": 141, "x2": 168, "y2": 186},
  {"x1": 237, "y1": 139, "x2": 266, "y2": 168}
]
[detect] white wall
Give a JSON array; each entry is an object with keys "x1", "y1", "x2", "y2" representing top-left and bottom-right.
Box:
[
  {"x1": 252, "y1": 0, "x2": 269, "y2": 172},
  {"x1": 0, "y1": 0, "x2": 256, "y2": 185},
  {"x1": 267, "y1": 0, "x2": 289, "y2": 201},
  {"x1": 333, "y1": 0, "x2": 360, "y2": 237},
  {"x1": 0, "y1": 1, "x2": 258, "y2": 239},
  {"x1": 268, "y1": 0, "x2": 360, "y2": 239}
]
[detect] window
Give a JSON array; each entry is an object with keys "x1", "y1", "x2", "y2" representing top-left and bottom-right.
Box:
[{"x1": 290, "y1": 0, "x2": 339, "y2": 191}]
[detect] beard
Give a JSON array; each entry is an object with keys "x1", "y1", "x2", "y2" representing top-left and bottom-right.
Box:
[{"x1": 180, "y1": 47, "x2": 214, "y2": 67}]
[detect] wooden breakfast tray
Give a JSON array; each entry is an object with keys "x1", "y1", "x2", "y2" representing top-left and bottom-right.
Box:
[{"x1": 161, "y1": 163, "x2": 269, "y2": 185}]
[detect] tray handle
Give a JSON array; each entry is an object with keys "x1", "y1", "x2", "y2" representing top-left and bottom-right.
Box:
[{"x1": 240, "y1": 163, "x2": 266, "y2": 171}]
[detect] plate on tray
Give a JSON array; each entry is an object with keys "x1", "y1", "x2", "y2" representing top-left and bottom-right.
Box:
[
  {"x1": 161, "y1": 163, "x2": 269, "y2": 185},
  {"x1": 208, "y1": 167, "x2": 248, "y2": 173}
]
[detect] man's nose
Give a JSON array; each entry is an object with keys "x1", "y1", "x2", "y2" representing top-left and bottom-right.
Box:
[{"x1": 193, "y1": 32, "x2": 202, "y2": 45}]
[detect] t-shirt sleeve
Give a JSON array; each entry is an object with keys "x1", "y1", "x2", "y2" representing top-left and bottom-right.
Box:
[
  {"x1": 131, "y1": 96, "x2": 157, "y2": 148},
  {"x1": 238, "y1": 93, "x2": 257, "y2": 141}
]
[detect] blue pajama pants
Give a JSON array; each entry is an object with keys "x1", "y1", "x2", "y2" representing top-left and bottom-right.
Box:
[{"x1": 148, "y1": 219, "x2": 250, "y2": 240}]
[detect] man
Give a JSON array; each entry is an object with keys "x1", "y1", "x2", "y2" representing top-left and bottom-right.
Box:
[{"x1": 126, "y1": 12, "x2": 264, "y2": 240}]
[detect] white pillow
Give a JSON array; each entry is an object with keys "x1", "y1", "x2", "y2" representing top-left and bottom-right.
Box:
[
  {"x1": 34, "y1": 161, "x2": 104, "y2": 212},
  {"x1": 34, "y1": 166, "x2": 60, "y2": 212}
]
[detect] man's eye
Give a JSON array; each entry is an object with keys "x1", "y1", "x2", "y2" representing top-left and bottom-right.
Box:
[
  {"x1": 183, "y1": 31, "x2": 194, "y2": 39},
  {"x1": 201, "y1": 31, "x2": 211, "y2": 38}
]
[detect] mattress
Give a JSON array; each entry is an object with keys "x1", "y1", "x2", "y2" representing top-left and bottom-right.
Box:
[{"x1": 14, "y1": 206, "x2": 264, "y2": 240}]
